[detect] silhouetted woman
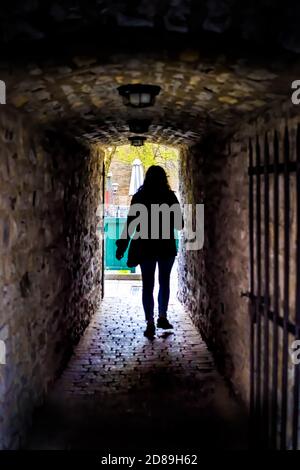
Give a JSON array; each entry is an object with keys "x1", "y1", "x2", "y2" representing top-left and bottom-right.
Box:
[{"x1": 116, "y1": 165, "x2": 183, "y2": 338}]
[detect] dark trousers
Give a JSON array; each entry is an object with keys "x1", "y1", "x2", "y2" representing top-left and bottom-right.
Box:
[{"x1": 140, "y1": 257, "x2": 175, "y2": 323}]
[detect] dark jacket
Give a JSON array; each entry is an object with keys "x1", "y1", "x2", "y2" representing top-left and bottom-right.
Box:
[{"x1": 116, "y1": 188, "x2": 183, "y2": 267}]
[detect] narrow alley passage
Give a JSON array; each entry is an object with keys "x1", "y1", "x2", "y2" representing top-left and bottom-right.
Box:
[
  {"x1": 26, "y1": 277, "x2": 247, "y2": 450},
  {"x1": 2, "y1": 0, "x2": 300, "y2": 455}
]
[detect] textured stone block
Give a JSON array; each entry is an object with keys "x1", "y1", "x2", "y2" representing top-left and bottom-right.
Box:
[{"x1": 0, "y1": 109, "x2": 104, "y2": 449}]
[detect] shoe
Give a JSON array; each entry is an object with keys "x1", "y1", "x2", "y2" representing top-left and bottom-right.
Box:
[
  {"x1": 157, "y1": 317, "x2": 173, "y2": 329},
  {"x1": 144, "y1": 322, "x2": 155, "y2": 338}
]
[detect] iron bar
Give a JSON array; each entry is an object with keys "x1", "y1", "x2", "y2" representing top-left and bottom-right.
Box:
[
  {"x1": 249, "y1": 138, "x2": 255, "y2": 443},
  {"x1": 292, "y1": 124, "x2": 300, "y2": 450},
  {"x1": 263, "y1": 133, "x2": 270, "y2": 446},
  {"x1": 271, "y1": 129, "x2": 280, "y2": 449},
  {"x1": 255, "y1": 135, "x2": 262, "y2": 441},
  {"x1": 280, "y1": 126, "x2": 290, "y2": 450},
  {"x1": 249, "y1": 161, "x2": 297, "y2": 176}
]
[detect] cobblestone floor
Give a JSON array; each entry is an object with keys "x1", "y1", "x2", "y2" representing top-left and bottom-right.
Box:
[{"x1": 26, "y1": 278, "x2": 248, "y2": 450}]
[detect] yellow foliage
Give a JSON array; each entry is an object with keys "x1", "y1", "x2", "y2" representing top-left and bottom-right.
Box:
[{"x1": 109, "y1": 143, "x2": 178, "y2": 169}]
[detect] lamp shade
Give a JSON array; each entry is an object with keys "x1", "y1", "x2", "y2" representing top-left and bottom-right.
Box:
[
  {"x1": 128, "y1": 119, "x2": 152, "y2": 133},
  {"x1": 117, "y1": 84, "x2": 161, "y2": 108},
  {"x1": 128, "y1": 136, "x2": 147, "y2": 147}
]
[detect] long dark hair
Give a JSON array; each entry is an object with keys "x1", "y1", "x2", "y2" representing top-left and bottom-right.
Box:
[{"x1": 140, "y1": 165, "x2": 170, "y2": 193}]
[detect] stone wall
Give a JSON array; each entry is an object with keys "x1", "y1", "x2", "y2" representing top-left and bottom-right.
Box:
[
  {"x1": 3, "y1": 1, "x2": 300, "y2": 54},
  {"x1": 179, "y1": 105, "x2": 299, "y2": 409},
  {"x1": 179, "y1": 135, "x2": 250, "y2": 403},
  {"x1": 0, "y1": 107, "x2": 103, "y2": 449}
]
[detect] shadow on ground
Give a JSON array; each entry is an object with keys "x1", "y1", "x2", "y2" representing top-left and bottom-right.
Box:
[{"x1": 25, "y1": 372, "x2": 248, "y2": 450}]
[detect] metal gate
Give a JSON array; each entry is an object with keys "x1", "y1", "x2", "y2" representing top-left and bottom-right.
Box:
[{"x1": 248, "y1": 124, "x2": 300, "y2": 449}]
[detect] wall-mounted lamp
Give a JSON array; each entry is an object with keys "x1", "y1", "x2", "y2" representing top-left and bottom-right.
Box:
[
  {"x1": 112, "y1": 182, "x2": 119, "y2": 194},
  {"x1": 128, "y1": 119, "x2": 152, "y2": 133},
  {"x1": 128, "y1": 136, "x2": 147, "y2": 147},
  {"x1": 117, "y1": 84, "x2": 161, "y2": 108}
]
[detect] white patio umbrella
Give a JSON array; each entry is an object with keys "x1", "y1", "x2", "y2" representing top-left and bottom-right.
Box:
[{"x1": 129, "y1": 158, "x2": 144, "y2": 196}]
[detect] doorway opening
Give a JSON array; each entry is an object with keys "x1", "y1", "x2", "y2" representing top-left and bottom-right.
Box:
[{"x1": 102, "y1": 143, "x2": 180, "y2": 303}]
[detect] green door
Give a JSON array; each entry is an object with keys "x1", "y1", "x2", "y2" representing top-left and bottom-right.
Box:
[
  {"x1": 104, "y1": 217, "x2": 180, "y2": 271},
  {"x1": 104, "y1": 217, "x2": 136, "y2": 272}
]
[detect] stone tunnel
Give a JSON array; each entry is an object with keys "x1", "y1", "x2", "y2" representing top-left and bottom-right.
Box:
[{"x1": 0, "y1": 0, "x2": 300, "y2": 452}]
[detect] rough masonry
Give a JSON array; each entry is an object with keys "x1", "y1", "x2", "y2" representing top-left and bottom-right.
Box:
[{"x1": 0, "y1": 106, "x2": 104, "y2": 448}]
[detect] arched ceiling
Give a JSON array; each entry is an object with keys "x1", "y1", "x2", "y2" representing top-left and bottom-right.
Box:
[
  {"x1": 1, "y1": 1, "x2": 300, "y2": 146},
  {"x1": 4, "y1": 52, "x2": 298, "y2": 147}
]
